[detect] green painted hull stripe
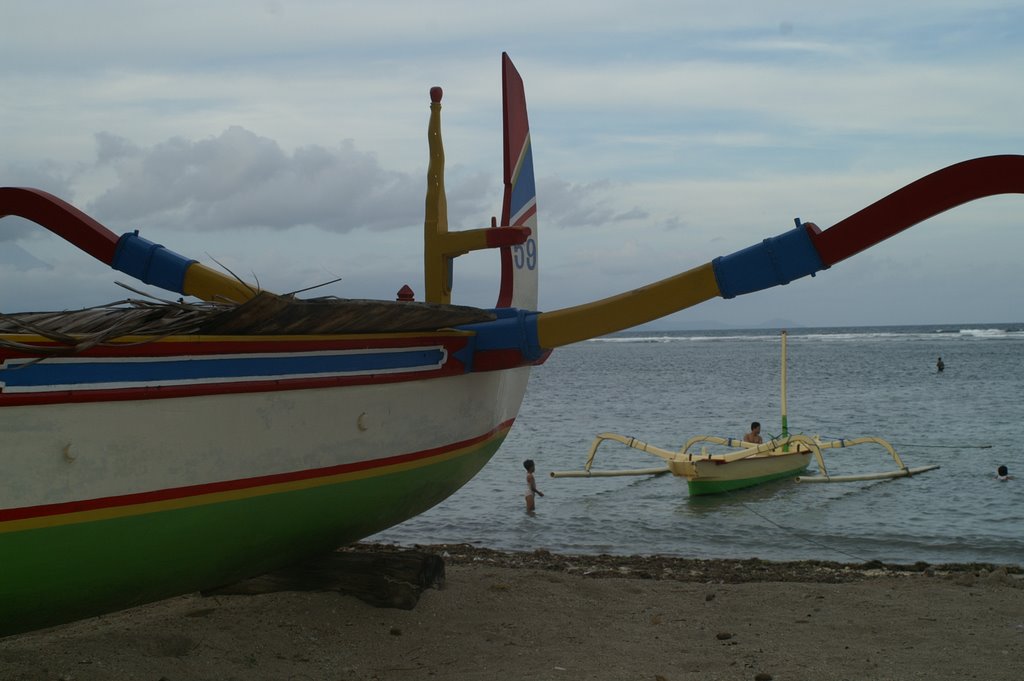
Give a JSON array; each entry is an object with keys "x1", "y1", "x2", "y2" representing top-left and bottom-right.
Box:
[
  {"x1": 686, "y1": 463, "x2": 809, "y2": 496},
  {"x1": 3, "y1": 423, "x2": 514, "y2": 533},
  {"x1": 0, "y1": 434, "x2": 505, "y2": 637}
]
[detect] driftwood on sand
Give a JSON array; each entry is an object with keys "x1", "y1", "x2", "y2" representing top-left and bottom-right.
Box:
[{"x1": 202, "y1": 547, "x2": 446, "y2": 610}]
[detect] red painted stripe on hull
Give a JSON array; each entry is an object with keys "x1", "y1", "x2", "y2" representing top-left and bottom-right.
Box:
[
  {"x1": 0, "y1": 360, "x2": 466, "y2": 406},
  {"x1": 0, "y1": 418, "x2": 515, "y2": 524}
]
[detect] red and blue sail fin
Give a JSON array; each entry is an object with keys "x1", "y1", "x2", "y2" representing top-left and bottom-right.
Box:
[
  {"x1": 495, "y1": 52, "x2": 539, "y2": 311},
  {"x1": 423, "y1": 75, "x2": 531, "y2": 305}
]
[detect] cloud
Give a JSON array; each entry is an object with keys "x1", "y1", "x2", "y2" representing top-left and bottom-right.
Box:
[
  {"x1": 539, "y1": 178, "x2": 650, "y2": 229},
  {"x1": 83, "y1": 127, "x2": 492, "y2": 235},
  {"x1": 3, "y1": 1, "x2": 1023, "y2": 326}
]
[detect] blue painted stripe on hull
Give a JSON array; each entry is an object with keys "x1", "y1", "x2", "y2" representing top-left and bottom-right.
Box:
[{"x1": 0, "y1": 347, "x2": 446, "y2": 392}]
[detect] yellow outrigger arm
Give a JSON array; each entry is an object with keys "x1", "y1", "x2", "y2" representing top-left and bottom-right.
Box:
[
  {"x1": 536, "y1": 263, "x2": 720, "y2": 349},
  {"x1": 531, "y1": 153, "x2": 1024, "y2": 351},
  {"x1": 552, "y1": 431, "x2": 939, "y2": 485},
  {"x1": 551, "y1": 432, "x2": 830, "y2": 479},
  {"x1": 796, "y1": 437, "x2": 940, "y2": 483}
]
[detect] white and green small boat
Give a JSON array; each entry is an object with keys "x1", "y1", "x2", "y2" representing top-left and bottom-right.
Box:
[{"x1": 552, "y1": 332, "x2": 939, "y2": 495}]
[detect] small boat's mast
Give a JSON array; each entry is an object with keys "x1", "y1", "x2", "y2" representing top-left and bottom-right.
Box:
[{"x1": 780, "y1": 331, "x2": 789, "y2": 447}]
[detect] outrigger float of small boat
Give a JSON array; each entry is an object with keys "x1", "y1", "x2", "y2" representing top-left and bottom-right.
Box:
[{"x1": 551, "y1": 332, "x2": 940, "y2": 495}]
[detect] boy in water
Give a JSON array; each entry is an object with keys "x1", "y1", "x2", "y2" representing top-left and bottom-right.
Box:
[
  {"x1": 523, "y1": 459, "x2": 544, "y2": 513},
  {"x1": 996, "y1": 465, "x2": 1012, "y2": 481},
  {"x1": 743, "y1": 422, "x2": 763, "y2": 444}
]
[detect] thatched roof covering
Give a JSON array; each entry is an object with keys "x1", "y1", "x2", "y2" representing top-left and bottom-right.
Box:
[
  {"x1": 197, "y1": 292, "x2": 494, "y2": 335},
  {"x1": 0, "y1": 292, "x2": 495, "y2": 355}
]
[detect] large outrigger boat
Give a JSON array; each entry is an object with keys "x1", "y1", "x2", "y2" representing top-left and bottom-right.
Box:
[
  {"x1": 550, "y1": 331, "x2": 940, "y2": 495},
  {"x1": 1, "y1": 53, "x2": 1022, "y2": 637}
]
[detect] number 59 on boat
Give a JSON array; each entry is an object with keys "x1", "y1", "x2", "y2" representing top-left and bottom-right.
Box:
[{"x1": 1, "y1": 54, "x2": 1021, "y2": 637}]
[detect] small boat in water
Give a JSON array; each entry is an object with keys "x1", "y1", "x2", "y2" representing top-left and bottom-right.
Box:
[
  {"x1": 1, "y1": 53, "x2": 1019, "y2": 636},
  {"x1": 551, "y1": 332, "x2": 940, "y2": 495}
]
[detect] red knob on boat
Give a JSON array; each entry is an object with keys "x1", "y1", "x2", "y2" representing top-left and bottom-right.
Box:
[{"x1": 430, "y1": 86, "x2": 443, "y2": 103}]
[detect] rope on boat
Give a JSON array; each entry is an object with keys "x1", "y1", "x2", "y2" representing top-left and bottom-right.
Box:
[{"x1": 722, "y1": 488, "x2": 870, "y2": 563}]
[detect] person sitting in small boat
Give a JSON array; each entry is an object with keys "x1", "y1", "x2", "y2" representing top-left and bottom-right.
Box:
[
  {"x1": 996, "y1": 465, "x2": 1012, "y2": 481},
  {"x1": 743, "y1": 422, "x2": 763, "y2": 444}
]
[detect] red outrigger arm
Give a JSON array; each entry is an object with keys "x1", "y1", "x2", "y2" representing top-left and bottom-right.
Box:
[
  {"x1": 0, "y1": 188, "x2": 256, "y2": 302},
  {"x1": 812, "y1": 154, "x2": 1024, "y2": 266},
  {"x1": 534, "y1": 154, "x2": 1024, "y2": 349},
  {"x1": 0, "y1": 187, "x2": 121, "y2": 264}
]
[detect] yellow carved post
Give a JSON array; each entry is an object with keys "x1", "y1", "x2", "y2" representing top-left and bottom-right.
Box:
[{"x1": 424, "y1": 86, "x2": 450, "y2": 304}]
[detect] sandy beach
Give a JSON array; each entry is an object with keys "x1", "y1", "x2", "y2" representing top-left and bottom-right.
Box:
[{"x1": 2, "y1": 544, "x2": 1022, "y2": 681}]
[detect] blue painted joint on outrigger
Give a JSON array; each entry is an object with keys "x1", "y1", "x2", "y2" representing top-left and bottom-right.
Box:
[
  {"x1": 112, "y1": 232, "x2": 195, "y2": 294},
  {"x1": 711, "y1": 220, "x2": 825, "y2": 299},
  {"x1": 453, "y1": 308, "x2": 544, "y2": 371}
]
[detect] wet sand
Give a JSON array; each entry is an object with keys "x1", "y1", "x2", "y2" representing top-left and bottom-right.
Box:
[{"x1": 2, "y1": 544, "x2": 1022, "y2": 681}]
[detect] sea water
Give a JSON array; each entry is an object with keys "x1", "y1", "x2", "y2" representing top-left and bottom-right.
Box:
[{"x1": 371, "y1": 324, "x2": 1024, "y2": 566}]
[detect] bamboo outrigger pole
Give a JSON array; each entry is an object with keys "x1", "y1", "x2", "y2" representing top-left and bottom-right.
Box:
[
  {"x1": 551, "y1": 467, "x2": 671, "y2": 478},
  {"x1": 797, "y1": 465, "x2": 940, "y2": 484}
]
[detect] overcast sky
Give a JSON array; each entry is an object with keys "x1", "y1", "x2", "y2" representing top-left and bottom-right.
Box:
[{"x1": 2, "y1": 1, "x2": 1022, "y2": 328}]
